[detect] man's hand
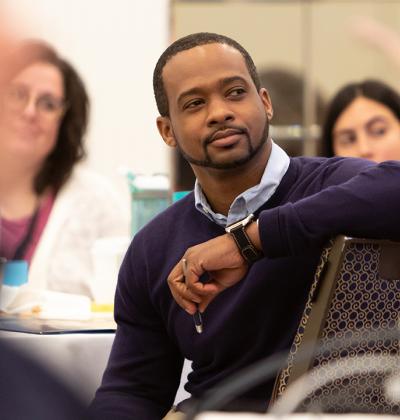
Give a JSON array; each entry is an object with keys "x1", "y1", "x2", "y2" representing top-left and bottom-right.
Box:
[{"x1": 167, "y1": 233, "x2": 250, "y2": 314}]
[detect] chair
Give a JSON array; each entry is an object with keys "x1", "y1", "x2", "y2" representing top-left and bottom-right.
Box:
[{"x1": 271, "y1": 235, "x2": 400, "y2": 414}]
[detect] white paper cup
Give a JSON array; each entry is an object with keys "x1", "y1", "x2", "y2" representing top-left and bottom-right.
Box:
[{"x1": 90, "y1": 236, "x2": 130, "y2": 305}]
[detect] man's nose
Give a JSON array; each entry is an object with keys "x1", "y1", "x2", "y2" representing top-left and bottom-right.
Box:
[{"x1": 206, "y1": 97, "x2": 234, "y2": 127}]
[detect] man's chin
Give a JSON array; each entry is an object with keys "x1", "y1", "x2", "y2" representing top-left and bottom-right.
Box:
[{"x1": 199, "y1": 153, "x2": 256, "y2": 170}]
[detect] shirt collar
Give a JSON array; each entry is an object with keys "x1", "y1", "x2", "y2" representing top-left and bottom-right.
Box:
[{"x1": 194, "y1": 140, "x2": 290, "y2": 227}]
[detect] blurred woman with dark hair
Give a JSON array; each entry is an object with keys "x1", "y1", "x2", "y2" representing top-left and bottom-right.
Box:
[
  {"x1": 0, "y1": 40, "x2": 128, "y2": 297},
  {"x1": 321, "y1": 79, "x2": 400, "y2": 162}
]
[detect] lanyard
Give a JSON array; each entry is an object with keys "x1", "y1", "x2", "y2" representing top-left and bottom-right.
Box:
[{"x1": 11, "y1": 205, "x2": 40, "y2": 261}]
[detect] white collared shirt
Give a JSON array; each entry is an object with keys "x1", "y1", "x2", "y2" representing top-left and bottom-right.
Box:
[{"x1": 194, "y1": 140, "x2": 290, "y2": 227}]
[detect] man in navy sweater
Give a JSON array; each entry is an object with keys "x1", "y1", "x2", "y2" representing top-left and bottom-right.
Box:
[{"x1": 90, "y1": 33, "x2": 400, "y2": 419}]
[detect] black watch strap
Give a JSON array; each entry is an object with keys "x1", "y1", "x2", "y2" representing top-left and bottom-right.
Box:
[{"x1": 226, "y1": 215, "x2": 263, "y2": 264}]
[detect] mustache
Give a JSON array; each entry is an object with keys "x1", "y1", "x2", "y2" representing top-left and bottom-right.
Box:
[{"x1": 203, "y1": 125, "x2": 249, "y2": 145}]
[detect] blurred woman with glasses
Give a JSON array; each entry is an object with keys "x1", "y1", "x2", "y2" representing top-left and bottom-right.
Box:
[{"x1": 0, "y1": 40, "x2": 128, "y2": 297}]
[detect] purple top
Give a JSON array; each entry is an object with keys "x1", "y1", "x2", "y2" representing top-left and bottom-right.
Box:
[
  {"x1": 90, "y1": 157, "x2": 400, "y2": 419},
  {"x1": 1, "y1": 215, "x2": 30, "y2": 260},
  {"x1": 0, "y1": 194, "x2": 54, "y2": 263}
]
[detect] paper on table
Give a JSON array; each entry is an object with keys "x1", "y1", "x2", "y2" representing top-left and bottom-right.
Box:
[
  {"x1": 0, "y1": 284, "x2": 42, "y2": 313},
  {"x1": 36, "y1": 290, "x2": 91, "y2": 320},
  {"x1": 0, "y1": 285, "x2": 91, "y2": 320}
]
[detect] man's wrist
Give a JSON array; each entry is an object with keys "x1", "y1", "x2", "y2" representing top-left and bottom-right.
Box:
[
  {"x1": 245, "y1": 220, "x2": 262, "y2": 251},
  {"x1": 225, "y1": 215, "x2": 263, "y2": 263}
]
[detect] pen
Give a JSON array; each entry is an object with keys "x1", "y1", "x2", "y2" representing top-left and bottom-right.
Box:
[{"x1": 182, "y1": 258, "x2": 203, "y2": 334}]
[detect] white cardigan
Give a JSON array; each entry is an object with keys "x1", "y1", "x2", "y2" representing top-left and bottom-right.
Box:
[{"x1": 28, "y1": 167, "x2": 129, "y2": 297}]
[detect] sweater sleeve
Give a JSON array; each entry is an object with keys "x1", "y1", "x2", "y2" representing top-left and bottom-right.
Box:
[
  {"x1": 259, "y1": 160, "x2": 400, "y2": 258},
  {"x1": 89, "y1": 242, "x2": 184, "y2": 420}
]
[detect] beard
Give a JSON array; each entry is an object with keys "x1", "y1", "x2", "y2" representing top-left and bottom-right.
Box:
[{"x1": 176, "y1": 118, "x2": 270, "y2": 170}]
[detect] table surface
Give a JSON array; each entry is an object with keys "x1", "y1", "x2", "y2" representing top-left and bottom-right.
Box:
[{"x1": 0, "y1": 328, "x2": 191, "y2": 404}]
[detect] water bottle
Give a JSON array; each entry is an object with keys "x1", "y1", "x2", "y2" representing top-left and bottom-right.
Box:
[{"x1": 126, "y1": 172, "x2": 170, "y2": 236}]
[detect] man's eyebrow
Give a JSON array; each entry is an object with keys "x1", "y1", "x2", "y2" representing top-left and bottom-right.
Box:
[
  {"x1": 177, "y1": 76, "x2": 249, "y2": 105},
  {"x1": 219, "y1": 76, "x2": 248, "y2": 88},
  {"x1": 177, "y1": 87, "x2": 203, "y2": 106}
]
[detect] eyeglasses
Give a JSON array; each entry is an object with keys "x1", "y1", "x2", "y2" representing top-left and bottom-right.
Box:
[{"x1": 1, "y1": 84, "x2": 67, "y2": 122}]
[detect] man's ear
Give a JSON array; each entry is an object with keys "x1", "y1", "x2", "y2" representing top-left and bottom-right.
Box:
[
  {"x1": 157, "y1": 116, "x2": 177, "y2": 147},
  {"x1": 259, "y1": 88, "x2": 274, "y2": 121}
]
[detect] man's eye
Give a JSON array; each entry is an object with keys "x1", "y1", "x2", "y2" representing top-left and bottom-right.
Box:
[
  {"x1": 185, "y1": 99, "x2": 203, "y2": 109},
  {"x1": 228, "y1": 88, "x2": 246, "y2": 97}
]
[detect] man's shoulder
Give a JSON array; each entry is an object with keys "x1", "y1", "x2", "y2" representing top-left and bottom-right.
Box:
[
  {"x1": 290, "y1": 155, "x2": 374, "y2": 169},
  {"x1": 289, "y1": 156, "x2": 375, "y2": 180}
]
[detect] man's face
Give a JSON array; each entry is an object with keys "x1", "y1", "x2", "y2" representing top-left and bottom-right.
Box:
[{"x1": 157, "y1": 43, "x2": 273, "y2": 170}]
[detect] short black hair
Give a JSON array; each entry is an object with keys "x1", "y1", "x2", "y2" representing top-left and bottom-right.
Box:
[
  {"x1": 321, "y1": 79, "x2": 400, "y2": 157},
  {"x1": 153, "y1": 32, "x2": 261, "y2": 117}
]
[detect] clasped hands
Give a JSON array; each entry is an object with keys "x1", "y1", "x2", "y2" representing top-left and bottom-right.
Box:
[{"x1": 167, "y1": 232, "x2": 251, "y2": 314}]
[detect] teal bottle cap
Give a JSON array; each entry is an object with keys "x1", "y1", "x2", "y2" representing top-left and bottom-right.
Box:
[
  {"x1": 3, "y1": 260, "x2": 28, "y2": 286},
  {"x1": 172, "y1": 191, "x2": 190, "y2": 203}
]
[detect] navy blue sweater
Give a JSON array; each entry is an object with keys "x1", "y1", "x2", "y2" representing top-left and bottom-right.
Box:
[{"x1": 91, "y1": 157, "x2": 400, "y2": 419}]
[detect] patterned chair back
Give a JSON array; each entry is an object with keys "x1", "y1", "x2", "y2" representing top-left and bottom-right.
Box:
[{"x1": 271, "y1": 235, "x2": 400, "y2": 414}]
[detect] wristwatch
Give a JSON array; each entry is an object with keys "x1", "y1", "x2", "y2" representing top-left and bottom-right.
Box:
[{"x1": 225, "y1": 214, "x2": 263, "y2": 263}]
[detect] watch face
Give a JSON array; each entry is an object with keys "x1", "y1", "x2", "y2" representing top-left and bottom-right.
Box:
[
  {"x1": 242, "y1": 213, "x2": 254, "y2": 226},
  {"x1": 225, "y1": 214, "x2": 254, "y2": 232}
]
